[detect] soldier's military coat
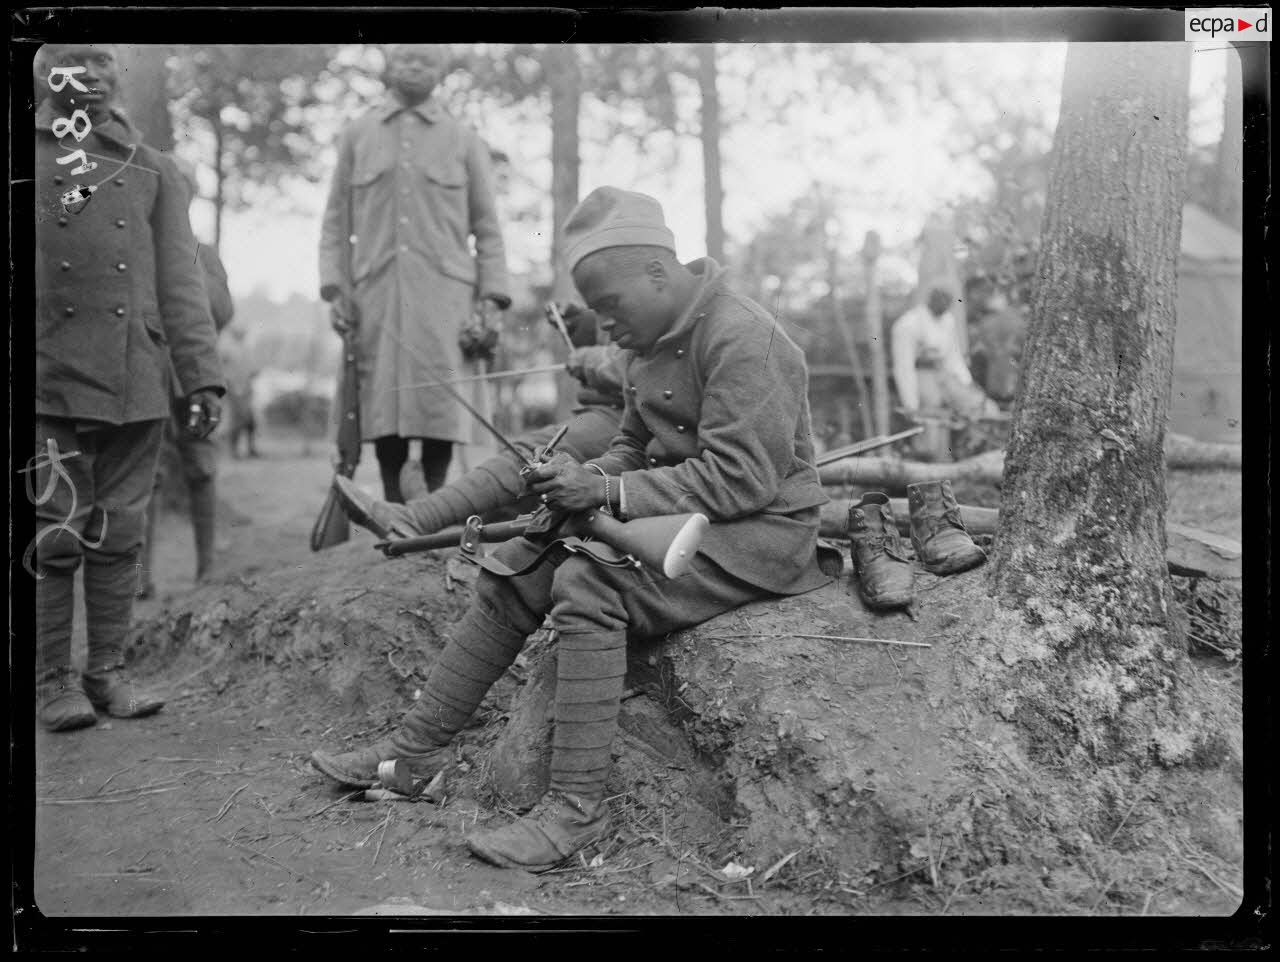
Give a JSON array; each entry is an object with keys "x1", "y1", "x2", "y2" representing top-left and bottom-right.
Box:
[
  {"x1": 318, "y1": 95, "x2": 510, "y2": 444},
  {"x1": 588, "y1": 259, "x2": 831, "y2": 597},
  {"x1": 35, "y1": 103, "x2": 224, "y2": 424}
]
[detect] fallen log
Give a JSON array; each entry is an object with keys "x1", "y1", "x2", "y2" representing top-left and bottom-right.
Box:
[
  {"x1": 817, "y1": 500, "x2": 1241, "y2": 581},
  {"x1": 818, "y1": 433, "x2": 1241, "y2": 490}
]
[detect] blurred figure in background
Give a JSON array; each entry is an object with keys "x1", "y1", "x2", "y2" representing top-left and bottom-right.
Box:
[
  {"x1": 318, "y1": 43, "x2": 511, "y2": 503},
  {"x1": 138, "y1": 157, "x2": 235, "y2": 598},
  {"x1": 220, "y1": 324, "x2": 260, "y2": 459},
  {"x1": 891, "y1": 286, "x2": 995, "y2": 423},
  {"x1": 969, "y1": 290, "x2": 1027, "y2": 405},
  {"x1": 34, "y1": 44, "x2": 223, "y2": 730}
]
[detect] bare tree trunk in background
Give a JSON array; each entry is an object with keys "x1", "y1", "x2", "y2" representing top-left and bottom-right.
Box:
[
  {"x1": 114, "y1": 45, "x2": 174, "y2": 152},
  {"x1": 1213, "y1": 46, "x2": 1243, "y2": 232},
  {"x1": 546, "y1": 45, "x2": 582, "y2": 422},
  {"x1": 861, "y1": 230, "x2": 890, "y2": 437},
  {"x1": 212, "y1": 116, "x2": 225, "y2": 253},
  {"x1": 990, "y1": 42, "x2": 1191, "y2": 757},
  {"x1": 696, "y1": 44, "x2": 725, "y2": 264}
]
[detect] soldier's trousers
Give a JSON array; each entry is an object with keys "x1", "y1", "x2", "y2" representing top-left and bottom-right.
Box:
[{"x1": 31, "y1": 417, "x2": 164, "y2": 679}]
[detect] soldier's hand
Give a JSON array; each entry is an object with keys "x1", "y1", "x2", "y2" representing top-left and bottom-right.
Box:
[
  {"x1": 330, "y1": 296, "x2": 358, "y2": 334},
  {"x1": 525, "y1": 452, "x2": 605, "y2": 513},
  {"x1": 565, "y1": 347, "x2": 591, "y2": 384},
  {"x1": 185, "y1": 389, "x2": 222, "y2": 439}
]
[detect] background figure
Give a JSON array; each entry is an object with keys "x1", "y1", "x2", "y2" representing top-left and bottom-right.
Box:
[
  {"x1": 969, "y1": 290, "x2": 1027, "y2": 404},
  {"x1": 891, "y1": 286, "x2": 995, "y2": 422},
  {"x1": 139, "y1": 157, "x2": 235, "y2": 598},
  {"x1": 318, "y1": 43, "x2": 511, "y2": 503},
  {"x1": 220, "y1": 325, "x2": 260, "y2": 458},
  {"x1": 34, "y1": 44, "x2": 224, "y2": 731}
]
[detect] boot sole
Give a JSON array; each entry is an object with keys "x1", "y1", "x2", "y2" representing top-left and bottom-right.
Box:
[
  {"x1": 41, "y1": 710, "x2": 99, "y2": 733},
  {"x1": 309, "y1": 751, "x2": 378, "y2": 788},
  {"x1": 465, "y1": 837, "x2": 561, "y2": 874},
  {"x1": 922, "y1": 551, "x2": 987, "y2": 577},
  {"x1": 858, "y1": 589, "x2": 914, "y2": 611}
]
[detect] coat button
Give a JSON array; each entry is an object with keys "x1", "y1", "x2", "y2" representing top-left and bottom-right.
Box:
[
  {"x1": 662, "y1": 390, "x2": 673, "y2": 400},
  {"x1": 675, "y1": 348, "x2": 685, "y2": 358},
  {"x1": 60, "y1": 261, "x2": 71, "y2": 271},
  {"x1": 649, "y1": 457, "x2": 658, "y2": 466},
  {"x1": 116, "y1": 262, "x2": 127, "y2": 272},
  {"x1": 64, "y1": 306, "x2": 76, "y2": 317},
  {"x1": 114, "y1": 178, "x2": 125, "y2": 187},
  {"x1": 628, "y1": 386, "x2": 638, "y2": 394},
  {"x1": 676, "y1": 424, "x2": 686, "y2": 433},
  {"x1": 54, "y1": 175, "x2": 64, "y2": 186},
  {"x1": 57, "y1": 216, "x2": 68, "y2": 227},
  {"x1": 115, "y1": 218, "x2": 127, "y2": 228},
  {"x1": 114, "y1": 307, "x2": 125, "y2": 317}
]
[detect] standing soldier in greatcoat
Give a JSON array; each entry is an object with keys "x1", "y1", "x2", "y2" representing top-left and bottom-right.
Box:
[
  {"x1": 32, "y1": 43, "x2": 224, "y2": 731},
  {"x1": 318, "y1": 43, "x2": 511, "y2": 503}
]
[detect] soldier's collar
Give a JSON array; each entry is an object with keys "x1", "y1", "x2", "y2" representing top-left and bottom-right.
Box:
[
  {"x1": 653, "y1": 258, "x2": 725, "y2": 350},
  {"x1": 378, "y1": 94, "x2": 444, "y2": 124},
  {"x1": 34, "y1": 100, "x2": 138, "y2": 150}
]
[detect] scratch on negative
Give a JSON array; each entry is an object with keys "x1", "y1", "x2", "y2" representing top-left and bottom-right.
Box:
[{"x1": 764, "y1": 323, "x2": 777, "y2": 367}]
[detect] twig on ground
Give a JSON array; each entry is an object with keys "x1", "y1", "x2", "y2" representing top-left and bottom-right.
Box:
[
  {"x1": 340, "y1": 588, "x2": 373, "y2": 606},
  {"x1": 41, "y1": 787, "x2": 181, "y2": 805},
  {"x1": 208, "y1": 783, "x2": 251, "y2": 823},
  {"x1": 373, "y1": 808, "x2": 394, "y2": 867},
  {"x1": 1106, "y1": 792, "x2": 1148, "y2": 845},
  {"x1": 941, "y1": 876, "x2": 981, "y2": 914},
  {"x1": 95, "y1": 765, "x2": 138, "y2": 795},
  {"x1": 1183, "y1": 855, "x2": 1243, "y2": 899},
  {"x1": 793, "y1": 633, "x2": 931, "y2": 649},
  {"x1": 694, "y1": 880, "x2": 760, "y2": 901},
  {"x1": 213, "y1": 830, "x2": 324, "y2": 887},
  {"x1": 761, "y1": 850, "x2": 799, "y2": 885},
  {"x1": 153, "y1": 757, "x2": 225, "y2": 764},
  {"x1": 924, "y1": 802, "x2": 940, "y2": 888},
  {"x1": 307, "y1": 790, "x2": 363, "y2": 819}
]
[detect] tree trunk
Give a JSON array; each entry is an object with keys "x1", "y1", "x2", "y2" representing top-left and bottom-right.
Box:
[
  {"x1": 1213, "y1": 46, "x2": 1243, "y2": 232},
  {"x1": 114, "y1": 45, "x2": 174, "y2": 151},
  {"x1": 696, "y1": 44, "x2": 725, "y2": 264},
  {"x1": 990, "y1": 41, "x2": 1192, "y2": 758},
  {"x1": 827, "y1": 239, "x2": 874, "y2": 441},
  {"x1": 212, "y1": 115, "x2": 225, "y2": 253},
  {"x1": 862, "y1": 231, "x2": 891, "y2": 436},
  {"x1": 545, "y1": 45, "x2": 582, "y2": 423}
]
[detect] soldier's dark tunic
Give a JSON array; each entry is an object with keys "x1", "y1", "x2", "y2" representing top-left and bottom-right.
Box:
[{"x1": 33, "y1": 102, "x2": 223, "y2": 677}]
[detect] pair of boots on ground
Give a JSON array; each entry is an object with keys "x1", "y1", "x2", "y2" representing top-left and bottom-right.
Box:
[
  {"x1": 848, "y1": 479, "x2": 986, "y2": 610},
  {"x1": 38, "y1": 560, "x2": 165, "y2": 732},
  {"x1": 311, "y1": 607, "x2": 615, "y2": 874}
]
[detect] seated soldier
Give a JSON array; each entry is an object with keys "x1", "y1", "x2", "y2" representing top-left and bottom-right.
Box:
[
  {"x1": 310, "y1": 186, "x2": 833, "y2": 871},
  {"x1": 351, "y1": 307, "x2": 627, "y2": 538}
]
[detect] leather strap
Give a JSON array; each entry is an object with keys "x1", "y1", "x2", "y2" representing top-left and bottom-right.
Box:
[{"x1": 462, "y1": 536, "x2": 639, "y2": 579}]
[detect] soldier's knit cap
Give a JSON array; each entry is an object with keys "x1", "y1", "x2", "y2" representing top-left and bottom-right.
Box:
[{"x1": 564, "y1": 187, "x2": 676, "y2": 270}]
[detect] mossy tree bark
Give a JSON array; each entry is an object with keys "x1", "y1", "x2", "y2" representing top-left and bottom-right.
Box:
[{"x1": 990, "y1": 41, "x2": 1197, "y2": 766}]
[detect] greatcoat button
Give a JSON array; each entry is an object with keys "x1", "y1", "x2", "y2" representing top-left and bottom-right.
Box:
[
  {"x1": 114, "y1": 307, "x2": 126, "y2": 317},
  {"x1": 64, "y1": 306, "x2": 76, "y2": 317},
  {"x1": 675, "y1": 348, "x2": 685, "y2": 357},
  {"x1": 676, "y1": 424, "x2": 686, "y2": 433},
  {"x1": 649, "y1": 458, "x2": 658, "y2": 466},
  {"x1": 116, "y1": 262, "x2": 127, "y2": 272},
  {"x1": 60, "y1": 261, "x2": 71, "y2": 271},
  {"x1": 662, "y1": 390, "x2": 673, "y2": 400},
  {"x1": 115, "y1": 178, "x2": 125, "y2": 187},
  {"x1": 54, "y1": 175, "x2": 64, "y2": 186},
  {"x1": 628, "y1": 386, "x2": 638, "y2": 394},
  {"x1": 57, "y1": 217, "x2": 69, "y2": 227},
  {"x1": 115, "y1": 218, "x2": 127, "y2": 228}
]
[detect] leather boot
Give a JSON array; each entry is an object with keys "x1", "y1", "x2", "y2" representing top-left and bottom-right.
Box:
[
  {"x1": 82, "y1": 666, "x2": 165, "y2": 719},
  {"x1": 907, "y1": 480, "x2": 987, "y2": 575},
  {"x1": 311, "y1": 604, "x2": 531, "y2": 787},
  {"x1": 38, "y1": 667, "x2": 97, "y2": 732},
  {"x1": 847, "y1": 492, "x2": 914, "y2": 611},
  {"x1": 466, "y1": 789, "x2": 611, "y2": 873},
  {"x1": 189, "y1": 479, "x2": 217, "y2": 582},
  {"x1": 83, "y1": 552, "x2": 165, "y2": 718}
]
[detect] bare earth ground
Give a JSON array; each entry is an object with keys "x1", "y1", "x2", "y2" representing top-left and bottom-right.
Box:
[{"x1": 30, "y1": 433, "x2": 1245, "y2": 918}]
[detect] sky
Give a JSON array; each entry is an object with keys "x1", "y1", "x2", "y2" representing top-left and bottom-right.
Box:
[{"x1": 200, "y1": 41, "x2": 1232, "y2": 304}]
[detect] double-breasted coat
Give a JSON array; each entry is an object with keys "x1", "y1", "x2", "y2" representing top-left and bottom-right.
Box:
[
  {"x1": 588, "y1": 259, "x2": 831, "y2": 597},
  {"x1": 318, "y1": 95, "x2": 511, "y2": 444},
  {"x1": 35, "y1": 103, "x2": 224, "y2": 425}
]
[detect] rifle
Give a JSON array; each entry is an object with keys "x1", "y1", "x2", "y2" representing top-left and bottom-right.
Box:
[
  {"x1": 310, "y1": 321, "x2": 361, "y2": 551},
  {"x1": 376, "y1": 509, "x2": 710, "y2": 580}
]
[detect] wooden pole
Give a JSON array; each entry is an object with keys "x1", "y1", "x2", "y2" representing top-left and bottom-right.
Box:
[
  {"x1": 826, "y1": 226, "x2": 874, "y2": 440},
  {"x1": 861, "y1": 229, "x2": 890, "y2": 436}
]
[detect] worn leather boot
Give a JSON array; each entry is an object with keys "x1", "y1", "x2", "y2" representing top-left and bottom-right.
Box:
[
  {"x1": 309, "y1": 739, "x2": 452, "y2": 789},
  {"x1": 906, "y1": 480, "x2": 986, "y2": 575},
  {"x1": 466, "y1": 789, "x2": 611, "y2": 873},
  {"x1": 847, "y1": 492, "x2": 914, "y2": 611},
  {"x1": 38, "y1": 667, "x2": 98, "y2": 732},
  {"x1": 82, "y1": 667, "x2": 165, "y2": 719}
]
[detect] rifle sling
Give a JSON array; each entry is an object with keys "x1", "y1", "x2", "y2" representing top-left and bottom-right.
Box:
[{"x1": 460, "y1": 535, "x2": 638, "y2": 579}]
